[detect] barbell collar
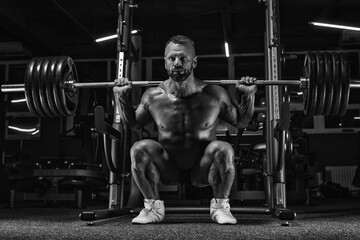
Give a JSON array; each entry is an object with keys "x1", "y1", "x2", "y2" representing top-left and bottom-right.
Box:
[{"x1": 350, "y1": 80, "x2": 360, "y2": 88}]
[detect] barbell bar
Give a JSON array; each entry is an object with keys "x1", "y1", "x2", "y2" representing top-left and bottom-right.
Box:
[
  {"x1": 1, "y1": 52, "x2": 360, "y2": 118},
  {"x1": 1, "y1": 79, "x2": 308, "y2": 92},
  {"x1": 66, "y1": 79, "x2": 308, "y2": 89},
  {"x1": 7, "y1": 78, "x2": 360, "y2": 93}
]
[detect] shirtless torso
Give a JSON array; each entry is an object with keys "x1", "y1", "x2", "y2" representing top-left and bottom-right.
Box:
[{"x1": 142, "y1": 79, "x2": 235, "y2": 169}]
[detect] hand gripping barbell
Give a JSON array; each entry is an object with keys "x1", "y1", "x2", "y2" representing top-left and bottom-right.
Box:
[{"x1": 1, "y1": 51, "x2": 359, "y2": 118}]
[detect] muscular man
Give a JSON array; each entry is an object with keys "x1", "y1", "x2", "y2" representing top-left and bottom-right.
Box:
[{"x1": 113, "y1": 35, "x2": 257, "y2": 224}]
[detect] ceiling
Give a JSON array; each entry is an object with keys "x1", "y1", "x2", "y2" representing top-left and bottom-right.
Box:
[{"x1": 0, "y1": 0, "x2": 360, "y2": 60}]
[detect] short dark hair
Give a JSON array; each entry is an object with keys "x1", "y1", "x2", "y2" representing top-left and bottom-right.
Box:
[{"x1": 165, "y1": 35, "x2": 196, "y2": 56}]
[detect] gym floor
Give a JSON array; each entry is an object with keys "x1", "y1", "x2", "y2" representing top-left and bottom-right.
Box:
[{"x1": 1, "y1": 197, "x2": 360, "y2": 240}]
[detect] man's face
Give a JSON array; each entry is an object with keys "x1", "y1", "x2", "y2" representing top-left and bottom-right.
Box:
[{"x1": 164, "y1": 42, "x2": 197, "y2": 82}]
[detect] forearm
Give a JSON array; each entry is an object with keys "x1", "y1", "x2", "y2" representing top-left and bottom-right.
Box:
[
  {"x1": 236, "y1": 91, "x2": 255, "y2": 128},
  {"x1": 115, "y1": 92, "x2": 139, "y2": 129}
]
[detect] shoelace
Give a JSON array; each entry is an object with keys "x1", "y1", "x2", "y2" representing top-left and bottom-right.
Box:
[
  {"x1": 140, "y1": 208, "x2": 152, "y2": 214},
  {"x1": 140, "y1": 207, "x2": 164, "y2": 219},
  {"x1": 142, "y1": 208, "x2": 163, "y2": 220},
  {"x1": 217, "y1": 208, "x2": 232, "y2": 216},
  {"x1": 212, "y1": 205, "x2": 232, "y2": 216}
]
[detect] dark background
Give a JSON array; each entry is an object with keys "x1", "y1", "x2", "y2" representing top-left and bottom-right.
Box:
[
  {"x1": 0, "y1": 0, "x2": 359, "y2": 59},
  {"x1": 0, "y1": 0, "x2": 360, "y2": 204}
]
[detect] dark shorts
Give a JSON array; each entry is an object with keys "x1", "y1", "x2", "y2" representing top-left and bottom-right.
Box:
[
  {"x1": 179, "y1": 168, "x2": 193, "y2": 184},
  {"x1": 164, "y1": 140, "x2": 211, "y2": 170},
  {"x1": 160, "y1": 141, "x2": 212, "y2": 185}
]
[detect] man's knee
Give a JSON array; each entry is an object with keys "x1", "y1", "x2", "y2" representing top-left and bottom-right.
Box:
[
  {"x1": 191, "y1": 141, "x2": 235, "y2": 187},
  {"x1": 206, "y1": 141, "x2": 234, "y2": 162},
  {"x1": 206, "y1": 141, "x2": 235, "y2": 175},
  {"x1": 130, "y1": 139, "x2": 157, "y2": 170}
]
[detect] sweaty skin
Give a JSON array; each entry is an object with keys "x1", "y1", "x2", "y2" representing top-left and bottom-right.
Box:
[
  {"x1": 114, "y1": 40, "x2": 257, "y2": 200},
  {"x1": 137, "y1": 80, "x2": 238, "y2": 169}
]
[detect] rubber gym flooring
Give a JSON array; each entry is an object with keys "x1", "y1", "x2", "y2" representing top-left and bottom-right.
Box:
[{"x1": 0, "y1": 197, "x2": 360, "y2": 240}]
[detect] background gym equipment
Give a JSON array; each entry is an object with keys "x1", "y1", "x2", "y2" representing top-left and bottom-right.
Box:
[
  {"x1": 1, "y1": 0, "x2": 358, "y2": 226},
  {"x1": 7, "y1": 160, "x2": 107, "y2": 209},
  {"x1": 1, "y1": 51, "x2": 360, "y2": 118}
]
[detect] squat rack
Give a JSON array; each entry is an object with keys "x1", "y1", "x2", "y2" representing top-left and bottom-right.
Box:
[{"x1": 79, "y1": 0, "x2": 296, "y2": 224}]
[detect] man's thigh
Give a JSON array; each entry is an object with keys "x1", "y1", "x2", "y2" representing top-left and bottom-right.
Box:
[
  {"x1": 139, "y1": 139, "x2": 181, "y2": 184},
  {"x1": 190, "y1": 140, "x2": 233, "y2": 187}
]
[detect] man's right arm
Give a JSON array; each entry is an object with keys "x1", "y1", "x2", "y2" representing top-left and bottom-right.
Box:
[{"x1": 113, "y1": 79, "x2": 154, "y2": 129}]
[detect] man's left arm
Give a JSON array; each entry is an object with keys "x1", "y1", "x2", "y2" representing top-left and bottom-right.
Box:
[
  {"x1": 234, "y1": 76, "x2": 257, "y2": 128},
  {"x1": 218, "y1": 76, "x2": 257, "y2": 129}
]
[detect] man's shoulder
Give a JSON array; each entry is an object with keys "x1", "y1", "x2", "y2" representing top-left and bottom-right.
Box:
[
  {"x1": 200, "y1": 82, "x2": 231, "y2": 104},
  {"x1": 202, "y1": 83, "x2": 227, "y2": 95},
  {"x1": 141, "y1": 84, "x2": 165, "y2": 102},
  {"x1": 143, "y1": 86, "x2": 164, "y2": 97}
]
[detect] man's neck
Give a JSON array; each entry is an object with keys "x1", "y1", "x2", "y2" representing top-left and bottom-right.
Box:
[{"x1": 165, "y1": 76, "x2": 200, "y2": 98}]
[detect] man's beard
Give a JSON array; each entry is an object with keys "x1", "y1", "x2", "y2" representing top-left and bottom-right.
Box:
[{"x1": 168, "y1": 67, "x2": 192, "y2": 82}]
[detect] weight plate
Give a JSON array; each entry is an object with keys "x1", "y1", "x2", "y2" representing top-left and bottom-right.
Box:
[
  {"x1": 314, "y1": 52, "x2": 326, "y2": 115},
  {"x1": 24, "y1": 57, "x2": 40, "y2": 117},
  {"x1": 322, "y1": 52, "x2": 334, "y2": 115},
  {"x1": 39, "y1": 57, "x2": 55, "y2": 117},
  {"x1": 303, "y1": 51, "x2": 317, "y2": 115},
  {"x1": 339, "y1": 53, "x2": 350, "y2": 116},
  {"x1": 302, "y1": 53, "x2": 310, "y2": 115},
  {"x1": 31, "y1": 58, "x2": 47, "y2": 117},
  {"x1": 329, "y1": 52, "x2": 342, "y2": 115},
  {"x1": 53, "y1": 56, "x2": 78, "y2": 116},
  {"x1": 53, "y1": 56, "x2": 68, "y2": 116},
  {"x1": 64, "y1": 57, "x2": 79, "y2": 115},
  {"x1": 60, "y1": 57, "x2": 78, "y2": 116},
  {"x1": 46, "y1": 57, "x2": 62, "y2": 117}
]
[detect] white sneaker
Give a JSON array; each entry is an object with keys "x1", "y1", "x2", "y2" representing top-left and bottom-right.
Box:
[
  {"x1": 132, "y1": 199, "x2": 165, "y2": 224},
  {"x1": 210, "y1": 198, "x2": 237, "y2": 224}
]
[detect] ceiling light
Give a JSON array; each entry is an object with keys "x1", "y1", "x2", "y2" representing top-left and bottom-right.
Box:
[
  {"x1": 11, "y1": 98, "x2": 27, "y2": 103},
  {"x1": 224, "y1": 41, "x2": 229, "y2": 58},
  {"x1": 309, "y1": 22, "x2": 360, "y2": 32},
  {"x1": 95, "y1": 34, "x2": 117, "y2": 42},
  {"x1": 31, "y1": 129, "x2": 40, "y2": 135},
  {"x1": 8, "y1": 125, "x2": 37, "y2": 133},
  {"x1": 95, "y1": 30, "x2": 141, "y2": 43}
]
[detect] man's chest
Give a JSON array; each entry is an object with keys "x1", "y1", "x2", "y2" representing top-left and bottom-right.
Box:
[{"x1": 148, "y1": 93, "x2": 221, "y2": 129}]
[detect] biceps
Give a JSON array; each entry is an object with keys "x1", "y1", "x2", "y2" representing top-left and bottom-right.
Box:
[
  {"x1": 219, "y1": 102, "x2": 238, "y2": 127},
  {"x1": 135, "y1": 104, "x2": 153, "y2": 126}
]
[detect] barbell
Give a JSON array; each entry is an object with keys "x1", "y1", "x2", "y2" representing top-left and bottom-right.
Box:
[{"x1": 1, "y1": 51, "x2": 359, "y2": 118}]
